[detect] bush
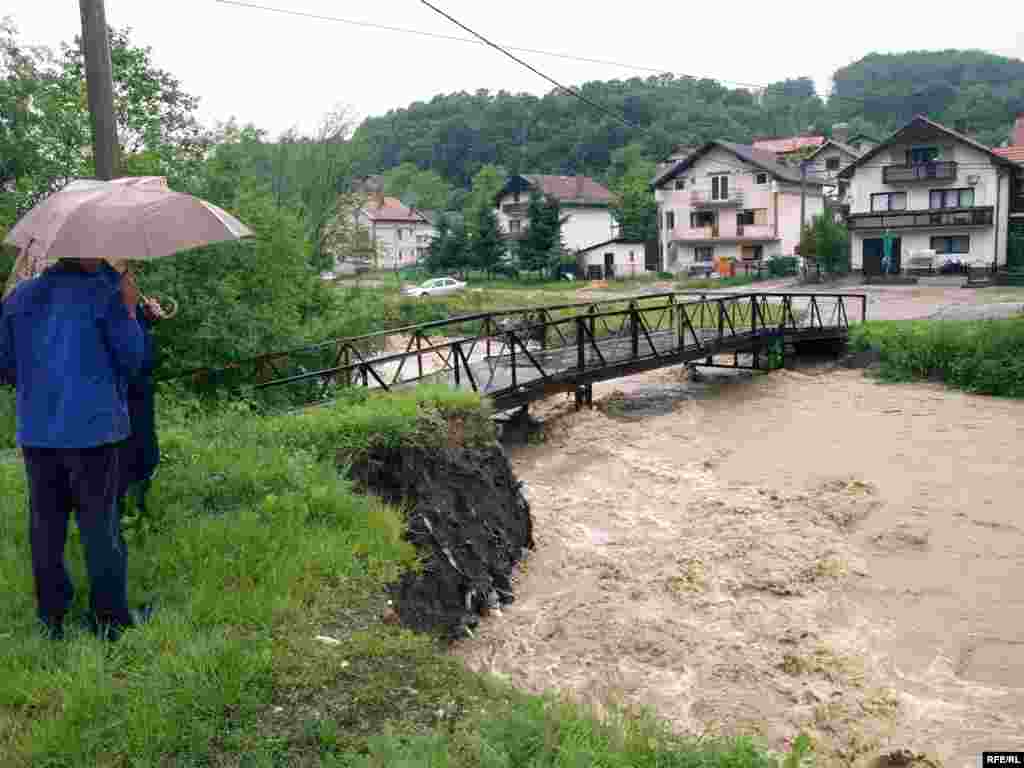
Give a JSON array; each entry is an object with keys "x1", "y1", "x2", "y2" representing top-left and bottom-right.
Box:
[
  {"x1": 851, "y1": 318, "x2": 1024, "y2": 396},
  {"x1": 768, "y1": 257, "x2": 799, "y2": 277},
  {"x1": 0, "y1": 387, "x2": 14, "y2": 450},
  {"x1": 136, "y1": 183, "x2": 338, "y2": 377}
]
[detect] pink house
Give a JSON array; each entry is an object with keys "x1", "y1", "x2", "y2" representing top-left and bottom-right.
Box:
[{"x1": 652, "y1": 141, "x2": 825, "y2": 275}]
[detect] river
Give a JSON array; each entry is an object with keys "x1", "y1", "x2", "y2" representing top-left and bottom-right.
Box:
[{"x1": 456, "y1": 359, "x2": 1024, "y2": 767}]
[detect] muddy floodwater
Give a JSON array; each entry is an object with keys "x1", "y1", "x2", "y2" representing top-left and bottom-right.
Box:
[{"x1": 457, "y1": 363, "x2": 1024, "y2": 767}]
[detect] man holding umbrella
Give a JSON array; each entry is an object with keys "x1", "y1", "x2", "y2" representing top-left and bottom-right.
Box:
[
  {"x1": 1, "y1": 257, "x2": 146, "y2": 639},
  {"x1": 2, "y1": 176, "x2": 252, "y2": 640}
]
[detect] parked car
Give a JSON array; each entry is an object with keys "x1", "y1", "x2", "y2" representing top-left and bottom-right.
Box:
[{"x1": 401, "y1": 277, "x2": 466, "y2": 297}]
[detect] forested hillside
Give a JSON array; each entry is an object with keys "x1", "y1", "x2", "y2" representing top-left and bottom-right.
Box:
[{"x1": 353, "y1": 50, "x2": 1024, "y2": 190}]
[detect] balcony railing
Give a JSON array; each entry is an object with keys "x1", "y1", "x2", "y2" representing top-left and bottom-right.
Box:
[
  {"x1": 735, "y1": 224, "x2": 774, "y2": 239},
  {"x1": 846, "y1": 205, "x2": 994, "y2": 231},
  {"x1": 690, "y1": 189, "x2": 744, "y2": 208},
  {"x1": 882, "y1": 161, "x2": 958, "y2": 184},
  {"x1": 502, "y1": 202, "x2": 529, "y2": 217},
  {"x1": 674, "y1": 225, "x2": 720, "y2": 240}
]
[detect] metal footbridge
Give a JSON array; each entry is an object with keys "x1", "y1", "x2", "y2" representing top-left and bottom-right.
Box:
[{"x1": 173, "y1": 290, "x2": 867, "y2": 411}]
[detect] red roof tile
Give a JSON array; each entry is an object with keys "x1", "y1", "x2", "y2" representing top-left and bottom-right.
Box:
[
  {"x1": 362, "y1": 196, "x2": 430, "y2": 223},
  {"x1": 523, "y1": 174, "x2": 614, "y2": 205},
  {"x1": 752, "y1": 136, "x2": 826, "y2": 154},
  {"x1": 994, "y1": 146, "x2": 1024, "y2": 164}
]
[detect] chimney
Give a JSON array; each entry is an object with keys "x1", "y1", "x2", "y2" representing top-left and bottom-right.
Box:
[
  {"x1": 1014, "y1": 113, "x2": 1024, "y2": 146},
  {"x1": 832, "y1": 122, "x2": 850, "y2": 144}
]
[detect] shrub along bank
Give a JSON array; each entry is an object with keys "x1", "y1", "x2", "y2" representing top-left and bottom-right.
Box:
[
  {"x1": 0, "y1": 386, "x2": 800, "y2": 767},
  {"x1": 850, "y1": 317, "x2": 1024, "y2": 397}
]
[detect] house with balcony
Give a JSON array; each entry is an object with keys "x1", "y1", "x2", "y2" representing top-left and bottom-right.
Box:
[
  {"x1": 837, "y1": 115, "x2": 1018, "y2": 274},
  {"x1": 494, "y1": 174, "x2": 617, "y2": 253},
  {"x1": 652, "y1": 141, "x2": 825, "y2": 275}
]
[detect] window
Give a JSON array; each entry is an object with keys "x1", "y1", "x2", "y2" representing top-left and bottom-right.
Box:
[
  {"x1": 397, "y1": 229, "x2": 404, "y2": 241},
  {"x1": 690, "y1": 211, "x2": 716, "y2": 228},
  {"x1": 665, "y1": 211, "x2": 676, "y2": 230},
  {"x1": 826, "y1": 157, "x2": 841, "y2": 171},
  {"x1": 907, "y1": 147, "x2": 939, "y2": 165},
  {"x1": 930, "y1": 236, "x2": 970, "y2": 255},
  {"x1": 737, "y1": 210, "x2": 755, "y2": 226},
  {"x1": 756, "y1": 173, "x2": 768, "y2": 185},
  {"x1": 871, "y1": 192, "x2": 907, "y2": 212},
  {"x1": 674, "y1": 179, "x2": 686, "y2": 190},
  {"x1": 929, "y1": 188, "x2": 974, "y2": 209},
  {"x1": 629, "y1": 251, "x2": 635, "y2": 262},
  {"x1": 510, "y1": 219, "x2": 521, "y2": 233},
  {"x1": 711, "y1": 174, "x2": 729, "y2": 201},
  {"x1": 513, "y1": 192, "x2": 520, "y2": 203},
  {"x1": 695, "y1": 247, "x2": 714, "y2": 263}
]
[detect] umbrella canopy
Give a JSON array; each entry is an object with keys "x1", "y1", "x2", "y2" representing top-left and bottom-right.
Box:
[{"x1": 3, "y1": 176, "x2": 252, "y2": 269}]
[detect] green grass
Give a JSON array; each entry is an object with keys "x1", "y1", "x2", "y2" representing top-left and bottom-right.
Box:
[
  {"x1": 0, "y1": 386, "x2": 797, "y2": 767},
  {"x1": 0, "y1": 387, "x2": 14, "y2": 451},
  {"x1": 850, "y1": 317, "x2": 1024, "y2": 396}
]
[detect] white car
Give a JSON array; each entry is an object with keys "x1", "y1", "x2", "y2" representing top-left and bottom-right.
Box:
[{"x1": 402, "y1": 277, "x2": 466, "y2": 297}]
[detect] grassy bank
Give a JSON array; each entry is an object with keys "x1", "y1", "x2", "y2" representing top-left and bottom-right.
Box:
[
  {"x1": 0, "y1": 387, "x2": 794, "y2": 767},
  {"x1": 850, "y1": 317, "x2": 1024, "y2": 396}
]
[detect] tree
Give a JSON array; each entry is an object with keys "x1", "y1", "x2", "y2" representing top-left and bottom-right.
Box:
[
  {"x1": 470, "y1": 205, "x2": 505, "y2": 277},
  {"x1": 424, "y1": 213, "x2": 469, "y2": 275},
  {"x1": 381, "y1": 162, "x2": 453, "y2": 212},
  {"x1": 321, "y1": 192, "x2": 380, "y2": 266},
  {"x1": 462, "y1": 163, "x2": 507, "y2": 236},
  {"x1": 799, "y1": 214, "x2": 849, "y2": 277},
  {"x1": 293, "y1": 107, "x2": 360, "y2": 273},
  {"x1": 518, "y1": 191, "x2": 563, "y2": 278},
  {"x1": 610, "y1": 151, "x2": 658, "y2": 241}
]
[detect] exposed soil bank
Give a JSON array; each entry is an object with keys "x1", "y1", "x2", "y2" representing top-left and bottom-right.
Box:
[
  {"x1": 456, "y1": 364, "x2": 1024, "y2": 767},
  {"x1": 351, "y1": 442, "x2": 533, "y2": 640}
]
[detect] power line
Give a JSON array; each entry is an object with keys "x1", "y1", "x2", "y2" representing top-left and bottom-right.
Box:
[
  {"x1": 212, "y1": 0, "x2": 825, "y2": 98},
  {"x1": 416, "y1": 0, "x2": 662, "y2": 141}
]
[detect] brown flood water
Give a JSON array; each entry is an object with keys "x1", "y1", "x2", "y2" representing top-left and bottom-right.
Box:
[{"x1": 456, "y1": 364, "x2": 1024, "y2": 767}]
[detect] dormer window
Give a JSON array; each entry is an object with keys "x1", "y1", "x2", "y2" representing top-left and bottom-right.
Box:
[
  {"x1": 674, "y1": 178, "x2": 686, "y2": 190},
  {"x1": 755, "y1": 173, "x2": 768, "y2": 185}
]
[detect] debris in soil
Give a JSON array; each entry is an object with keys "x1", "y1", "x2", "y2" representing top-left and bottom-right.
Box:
[
  {"x1": 870, "y1": 525, "x2": 931, "y2": 552},
  {"x1": 349, "y1": 444, "x2": 533, "y2": 640}
]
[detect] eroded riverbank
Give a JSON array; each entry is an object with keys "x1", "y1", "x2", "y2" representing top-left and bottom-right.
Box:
[{"x1": 456, "y1": 364, "x2": 1024, "y2": 767}]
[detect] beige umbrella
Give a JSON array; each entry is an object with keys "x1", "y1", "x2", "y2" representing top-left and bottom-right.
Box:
[{"x1": 3, "y1": 176, "x2": 252, "y2": 301}]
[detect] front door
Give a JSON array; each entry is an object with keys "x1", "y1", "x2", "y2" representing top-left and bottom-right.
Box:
[
  {"x1": 863, "y1": 237, "x2": 902, "y2": 274},
  {"x1": 604, "y1": 252, "x2": 615, "y2": 278}
]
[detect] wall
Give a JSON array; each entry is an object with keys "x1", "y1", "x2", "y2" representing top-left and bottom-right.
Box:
[
  {"x1": 578, "y1": 242, "x2": 649, "y2": 278},
  {"x1": 846, "y1": 136, "x2": 1010, "y2": 269},
  {"x1": 777, "y1": 188, "x2": 824, "y2": 257},
  {"x1": 495, "y1": 192, "x2": 616, "y2": 252},
  {"x1": 356, "y1": 216, "x2": 436, "y2": 270}
]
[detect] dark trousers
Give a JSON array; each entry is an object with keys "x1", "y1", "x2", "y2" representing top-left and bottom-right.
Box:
[{"x1": 22, "y1": 443, "x2": 132, "y2": 630}]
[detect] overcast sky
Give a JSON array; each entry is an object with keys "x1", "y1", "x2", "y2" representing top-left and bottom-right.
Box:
[{"x1": 7, "y1": 0, "x2": 1024, "y2": 138}]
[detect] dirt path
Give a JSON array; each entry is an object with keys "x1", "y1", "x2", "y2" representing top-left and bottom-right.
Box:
[{"x1": 456, "y1": 366, "x2": 1024, "y2": 767}]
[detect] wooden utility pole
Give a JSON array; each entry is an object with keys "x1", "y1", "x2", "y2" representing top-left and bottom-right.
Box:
[{"x1": 79, "y1": 0, "x2": 119, "y2": 180}]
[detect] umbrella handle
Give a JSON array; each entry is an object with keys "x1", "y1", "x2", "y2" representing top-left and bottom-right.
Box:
[{"x1": 141, "y1": 294, "x2": 179, "y2": 321}]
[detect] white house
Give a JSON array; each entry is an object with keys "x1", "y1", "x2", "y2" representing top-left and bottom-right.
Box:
[
  {"x1": 652, "y1": 141, "x2": 825, "y2": 276},
  {"x1": 803, "y1": 131, "x2": 863, "y2": 206},
  {"x1": 575, "y1": 238, "x2": 650, "y2": 279},
  {"x1": 495, "y1": 174, "x2": 618, "y2": 253},
  {"x1": 354, "y1": 195, "x2": 437, "y2": 270},
  {"x1": 838, "y1": 115, "x2": 1018, "y2": 273}
]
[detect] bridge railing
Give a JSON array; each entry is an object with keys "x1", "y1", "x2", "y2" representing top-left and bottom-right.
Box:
[{"x1": 214, "y1": 291, "x2": 864, "y2": 409}]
